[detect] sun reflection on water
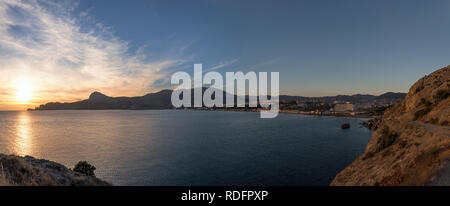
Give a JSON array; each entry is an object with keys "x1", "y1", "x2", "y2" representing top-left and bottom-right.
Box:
[{"x1": 15, "y1": 112, "x2": 32, "y2": 156}]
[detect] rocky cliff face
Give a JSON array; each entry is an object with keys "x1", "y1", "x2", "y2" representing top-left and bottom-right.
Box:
[
  {"x1": 0, "y1": 154, "x2": 111, "y2": 186},
  {"x1": 331, "y1": 66, "x2": 450, "y2": 186}
]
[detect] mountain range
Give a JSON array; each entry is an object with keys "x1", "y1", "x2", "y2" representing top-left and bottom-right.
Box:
[{"x1": 32, "y1": 89, "x2": 406, "y2": 110}]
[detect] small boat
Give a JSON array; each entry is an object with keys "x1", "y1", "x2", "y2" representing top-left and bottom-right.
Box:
[{"x1": 341, "y1": 123, "x2": 351, "y2": 129}]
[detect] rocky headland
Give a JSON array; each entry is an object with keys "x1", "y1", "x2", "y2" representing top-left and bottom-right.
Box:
[
  {"x1": 0, "y1": 154, "x2": 111, "y2": 186},
  {"x1": 331, "y1": 66, "x2": 450, "y2": 186}
]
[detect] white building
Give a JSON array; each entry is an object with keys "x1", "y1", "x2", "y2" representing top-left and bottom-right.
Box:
[{"x1": 333, "y1": 103, "x2": 355, "y2": 113}]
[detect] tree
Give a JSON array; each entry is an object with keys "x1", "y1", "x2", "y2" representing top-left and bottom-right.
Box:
[{"x1": 73, "y1": 161, "x2": 96, "y2": 176}]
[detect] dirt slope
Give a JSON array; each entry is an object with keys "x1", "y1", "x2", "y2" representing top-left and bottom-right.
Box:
[{"x1": 331, "y1": 66, "x2": 450, "y2": 186}]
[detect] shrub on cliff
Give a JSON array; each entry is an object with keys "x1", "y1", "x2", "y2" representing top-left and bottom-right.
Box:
[
  {"x1": 413, "y1": 106, "x2": 432, "y2": 121},
  {"x1": 433, "y1": 89, "x2": 450, "y2": 103},
  {"x1": 419, "y1": 98, "x2": 432, "y2": 107},
  {"x1": 73, "y1": 161, "x2": 96, "y2": 176},
  {"x1": 375, "y1": 126, "x2": 398, "y2": 152},
  {"x1": 414, "y1": 84, "x2": 424, "y2": 94}
]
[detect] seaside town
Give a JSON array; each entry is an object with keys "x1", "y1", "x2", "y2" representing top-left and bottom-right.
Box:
[
  {"x1": 189, "y1": 92, "x2": 406, "y2": 118},
  {"x1": 278, "y1": 98, "x2": 400, "y2": 117}
]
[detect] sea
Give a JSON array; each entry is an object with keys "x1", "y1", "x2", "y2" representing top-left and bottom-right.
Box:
[{"x1": 0, "y1": 110, "x2": 372, "y2": 185}]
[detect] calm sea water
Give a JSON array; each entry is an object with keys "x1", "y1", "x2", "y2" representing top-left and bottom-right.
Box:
[{"x1": 0, "y1": 110, "x2": 372, "y2": 185}]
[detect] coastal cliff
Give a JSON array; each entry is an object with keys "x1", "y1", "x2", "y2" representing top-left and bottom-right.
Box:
[
  {"x1": 331, "y1": 66, "x2": 450, "y2": 186},
  {"x1": 0, "y1": 154, "x2": 111, "y2": 186}
]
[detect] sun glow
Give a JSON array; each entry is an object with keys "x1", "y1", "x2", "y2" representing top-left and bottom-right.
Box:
[{"x1": 16, "y1": 78, "x2": 33, "y2": 102}]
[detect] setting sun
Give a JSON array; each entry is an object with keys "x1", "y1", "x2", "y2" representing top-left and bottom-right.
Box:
[{"x1": 16, "y1": 78, "x2": 33, "y2": 102}]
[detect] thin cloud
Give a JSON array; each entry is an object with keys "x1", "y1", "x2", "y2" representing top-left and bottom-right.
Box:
[
  {"x1": 179, "y1": 40, "x2": 195, "y2": 54},
  {"x1": 204, "y1": 58, "x2": 240, "y2": 72}
]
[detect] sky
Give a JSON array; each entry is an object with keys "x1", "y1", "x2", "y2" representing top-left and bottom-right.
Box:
[{"x1": 1, "y1": 0, "x2": 450, "y2": 110}]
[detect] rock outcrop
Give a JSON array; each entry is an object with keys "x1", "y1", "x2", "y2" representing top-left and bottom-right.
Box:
[
  {"x1": 331, "y1": 66, "x2": 450, "y2": 186},
  {"x1": 0, "y1": 154, "x2": 111, "y2": 186}
]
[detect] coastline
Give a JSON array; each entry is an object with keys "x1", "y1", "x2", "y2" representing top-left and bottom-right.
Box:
[
  {"x1": 184, "y1": 108, "x2": 376, "y2": 119},
  {"x1": 28, "y1": 107, "x2": 377, "y2": 119}
]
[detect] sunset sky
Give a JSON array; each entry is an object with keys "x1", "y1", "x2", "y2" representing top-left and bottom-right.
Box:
[{"x1": 1, "y1": 0, "x2": 450, "y2": 110}]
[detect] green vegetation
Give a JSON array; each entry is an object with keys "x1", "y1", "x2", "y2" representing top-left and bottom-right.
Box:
[
  {"x1": 419, "y1": 98, "x2": 432, "y2": 107},
  {"x1": 433, "y1": 89, "x2": 450, "y2": 103},
  {"x1": 279, "y1": 100, "x2": 331, "y2": 112},
  {"x1": 375, "y1": 126, "x2": 398, "y2": 152},
  {"x1": 414, "y1": 83, "x2": 424, "y2": 94},
  {"x1": 368, "y1": 106, "x2": 391, "y2": 116},
  {"x1": 413, "y1": 98, "x2": 433, "y2": 121},
  {"x1": 73, "y1": 161, "x2": 96, "y2": 176},
  {"x1": 412, "y1": 90, "x2": 448, "y2": 121},
  {"x1": 413, "y1": 106, "x2": 432, "y2": 121},
  {"x1": 299, "y1": 102, "x2": 331, "y2": 112}
]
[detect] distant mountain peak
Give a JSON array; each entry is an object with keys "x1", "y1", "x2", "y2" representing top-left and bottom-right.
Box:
[
  {"x1": 89, "y1": 91, "x2": 109, "y2": 101},
  {"x1": 377, "y1": 92, "x2": 406, "y2": 99}
]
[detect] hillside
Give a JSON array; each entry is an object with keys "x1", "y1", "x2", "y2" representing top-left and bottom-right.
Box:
[
  {"x1": 331, "y1": 66, "x2": 450, "y2": 186},
  {"x1": 0, "y1": 154, "x2": 111, "y2": 186}
]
